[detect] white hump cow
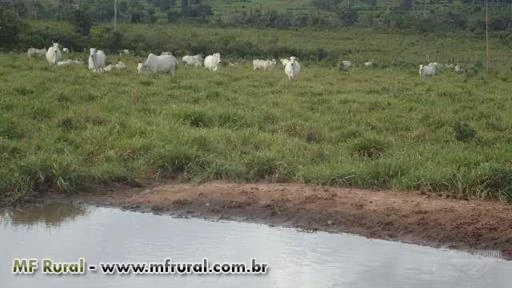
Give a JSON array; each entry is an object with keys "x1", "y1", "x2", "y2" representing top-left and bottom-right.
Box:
[
  {"x1": 253, "y1": 59, "x2": 276, "y2": 70},
  {"x1": 182, "y1": 55, "x2": 203, "y2": 67},
  {"x1": 45, "y1": 43, "x2": 62, "y2": 65},
  {"x1": 138, "y1": 53, "x2": 178, "y2": 76},
  {"x1": 27, "y1": 48, "x2": 47, "y2": 57},
  {"x1": 284, "y1": 56, "x2": 301, "y2": 80},
  {"x1": 204, "y1": 53, "x2": 221, "y2": 72},
  {"x1": 88, "y1": 48, "x2": 106, "y2": 72}
]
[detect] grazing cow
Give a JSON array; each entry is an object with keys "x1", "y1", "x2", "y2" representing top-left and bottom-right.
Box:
[
  {"x1": 341, "y1": 60, "x2": 352, "y2": 69},
  {"x1": 45, "y1": 43, "x2": 62, "y2": 65},
  {"x1": 428, "y1": 62, "x2": 442, "y2": 71},
  {"x1": 182, "y1": 55, "x2": 203, "y2": 67},
  {"x1": 364, "y1": 61, "x2": 373, "y2": 67},
  {"x1": 455, "y1": 64, "x2": 463, "y2": 74},
  {"x1": 88, "y1": 48, "x2": 106, "y2": 72},
  {"x1": 419, "y1": 64, "x2": 436, "y2": 76},
  {"x1": 204, "y1": 53, "x2": 221, "y2": 72},
  {"x1": 62, "y1": 48, "x2": 70, "y2": 53},
  {"x1": 253, "y1": 59, "x2": 276, "y2": 70},
  {"x1": 138, "y1": 53, "x2": 178, "y2": 75},
  {"x1": 284, "y1": 56, "x2": 301, "y2": 80},
  {"x1": 27, "y1": 48, "x2": 46, "y2": 57},
  {"x1": 119, "y1": 49, "x2": 130, "y2": 56}
]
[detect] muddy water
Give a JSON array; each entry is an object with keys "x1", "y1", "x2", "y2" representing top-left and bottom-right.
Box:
[{"x1": 1, "y1": 203, "x2": 510, "y2": 288}]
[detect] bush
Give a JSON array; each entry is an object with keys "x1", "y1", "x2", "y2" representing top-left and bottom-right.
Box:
[{"x1": 454, "y1": 122, "x2": 476, "y2": 142}]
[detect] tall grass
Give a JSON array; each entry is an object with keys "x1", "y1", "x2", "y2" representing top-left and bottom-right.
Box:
[{"x1": 1, "y1": 26, "x2": 512, "y2": 204}]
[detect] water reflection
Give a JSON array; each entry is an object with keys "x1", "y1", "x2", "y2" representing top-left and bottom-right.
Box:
[
  {"x1": 0, "y1": 203, "x2": 510, "y2": 288},
  {"x1": 0, "y1": 202, "x2": 88, "y2": 228}
]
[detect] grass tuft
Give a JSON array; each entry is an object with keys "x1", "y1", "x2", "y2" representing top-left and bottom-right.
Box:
[{"x1": 351, "y1": 137, "x2": 388, "y2": 159}]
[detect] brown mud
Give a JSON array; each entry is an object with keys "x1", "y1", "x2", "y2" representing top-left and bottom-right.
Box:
[{"x1": 30, "y1": 181, "x2": 512, "y2": 260}]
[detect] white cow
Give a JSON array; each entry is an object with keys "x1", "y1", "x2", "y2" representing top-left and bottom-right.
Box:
[
  {"x1": 419, "y1": 64, "x2": 436, "y2": 76},
  {"x1": 27, "y1": 48, "x2": 46, "y2": 57},
  {"x1": 284, "y1": 56, "x2": 301, "y2": 80},
  {"x1": 119, "y1": 49, "x2": 130, "y2": 56},
  {"x1": 62, "y1": 48, "x2": 70, "y2": 53},
  {"x1": 253, "y1": 59, "x2": 276, "y2": 70},
  {"x1": 88, "y1": 48, "x2": 106, "y2": 72},
  {"x1": 103, "y1": 65, "x2": 113, "y2": 72},
  {"x1": 104, "y1": 61, "x2": 127, "y2": 72},
  {"x1": 182, "y1": 55, "x2": 203, "y2": 67},
  {"x1": 45, "y1": 43, "x2": 62, "y2": 65},
  {"x1": 428, "y1": 62, "x2": 442, "y2": 71},
  {"x1": 341, "y1": 60, "x2": 352, "y2": 69},
  {"x1": 280, "y1": 58, "x2": 290, "y2": 66},
  {"x1": 138, "y1": 53, "x2": 178, "y2": 75},
  {"x1": 364, "y1": 61, "x2": 373, "y2": 67},
  {"x1": 455, "y1": 64, "x2": 463, "y2": 74},
  {"x1": 56, "y1": 59, "x2": 82, "y2": 66},
  {"x1": 204, "y1": 53, "x2": 221, "y2": 72}
]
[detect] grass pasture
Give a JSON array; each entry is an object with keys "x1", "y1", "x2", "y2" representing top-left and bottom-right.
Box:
[{"x1": 1, "y1": 29, "x2": 512, "y2": 204}]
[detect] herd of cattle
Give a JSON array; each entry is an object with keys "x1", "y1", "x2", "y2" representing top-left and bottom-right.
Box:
[{"x1": 27, "y1": 43, "x2": 462, "y2": 79}]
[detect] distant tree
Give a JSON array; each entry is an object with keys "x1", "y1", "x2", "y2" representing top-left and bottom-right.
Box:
[
  {"x1": 57, "y1": 0, "x2": 75, "y2": 20},
  {"x1": 445, "y1": 11, "x2": 467, "y2": 29},
  {"x1": 179, "y1": 0, "x2": 212, "y2": 19},
  {"x1": 147, "y1": 7, "x2": 156, "y2": 22},
  {"x1": 189, "y1": 1, "x2": 212, "y2": 18},
  {"x1": 71, "y1": 9, "x2": 93, "y2": 35},
  {"x1": 367, "y1": 0, "x2": 377, "y2": 6},
  {"x1": 128, "y1": 0, "x2": 145, "y2": 23},
  {"x1": 181, "y1": 0, "x2": 189, "y2": 16},
  {"x1": 130, "y1": 9, "x2": 143, "y2": 22},
  {"x1": 167, "y1": 10, "x2": 180, "y2": 22},
  {"x1": 119, "y1": 1, "x2": 128, "y2": 13},
  {"x1": 337, "y1": 7, "x2": 358, "y2": 26},
  {"x1": 13, "y1": 0, "x2": 28, "y2": 16},
  {"x1": 397, "y1": 0, "x2": 414, "y2": 10},
  {"x1": 0, "y1": 2, "x2": 23, "y2": 48},
  {"x1": 151, "y1": 0, "x2": 175, "y2": 11}
]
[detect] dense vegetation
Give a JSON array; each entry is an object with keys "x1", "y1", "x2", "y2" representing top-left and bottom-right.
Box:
[
  {"x1": 1, "y1": 1, "x2": 511, "y2": 205},
  {"x1": 2, "y1": 0, "x2": 512, "y2": 53},
  {"x1": 3, "y1": 0, "x2": 512, "y2": 33}
]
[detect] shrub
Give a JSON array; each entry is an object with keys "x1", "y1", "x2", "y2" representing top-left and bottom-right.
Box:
[{"x1": 454, "y1": 121, "x2": 476, "y2": 142}]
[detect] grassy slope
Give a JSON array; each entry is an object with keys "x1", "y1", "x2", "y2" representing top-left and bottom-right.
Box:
[{"x1": 1, "y1": 26, "x2": 512, "y2": 203}]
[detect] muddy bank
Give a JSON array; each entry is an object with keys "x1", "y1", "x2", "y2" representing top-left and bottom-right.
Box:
[{"x1": 45, "y1": 181, "x2": 512, "y2": 260}]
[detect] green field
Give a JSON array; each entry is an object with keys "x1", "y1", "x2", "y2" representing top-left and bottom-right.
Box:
[{"x1": 1, "y1": 24, "x2": 512, "y2": 204}]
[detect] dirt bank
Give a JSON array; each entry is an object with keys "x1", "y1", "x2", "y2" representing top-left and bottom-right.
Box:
[{"x1": 49, "y1": 181, "x2": 512, "y2": 259}]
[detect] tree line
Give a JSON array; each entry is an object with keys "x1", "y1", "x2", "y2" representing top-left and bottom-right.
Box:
[{"x1": 1, "y1": 0, "x2": 512, "y2": 49}]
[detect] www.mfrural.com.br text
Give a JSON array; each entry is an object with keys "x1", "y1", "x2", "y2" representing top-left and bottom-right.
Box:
[{"x1": 12, "y1": 258, "x2": 269, "y2": 275}]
